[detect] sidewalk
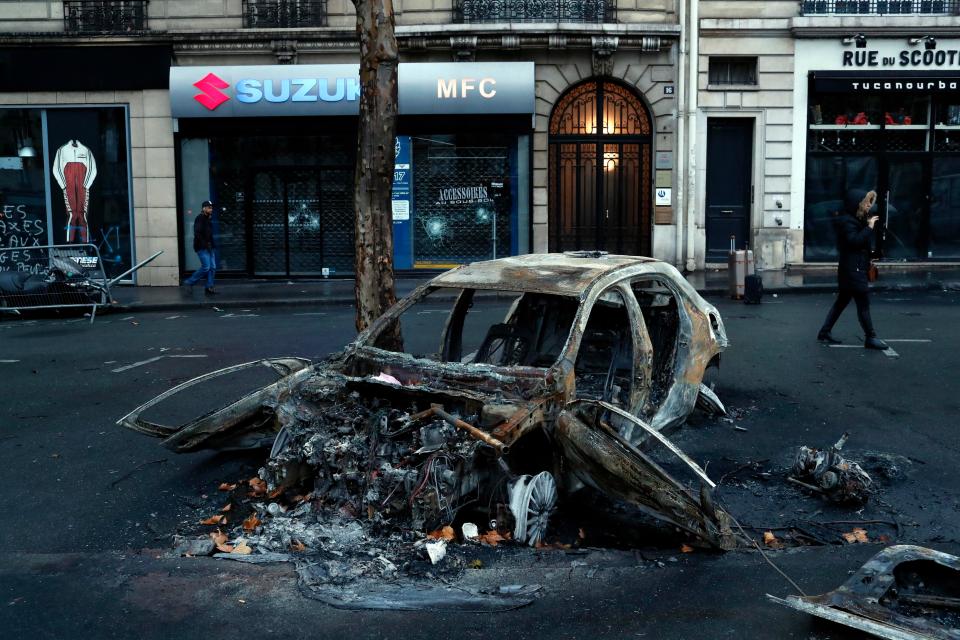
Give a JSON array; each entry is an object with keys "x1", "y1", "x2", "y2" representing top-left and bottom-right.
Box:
[{"x1": 109, "y1": 265, "x2": 960, "y2": 312}]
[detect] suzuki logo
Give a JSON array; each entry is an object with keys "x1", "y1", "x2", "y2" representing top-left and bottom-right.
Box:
[{"x1": 193, "y1": 73, "x2": 230, "y2": 110}]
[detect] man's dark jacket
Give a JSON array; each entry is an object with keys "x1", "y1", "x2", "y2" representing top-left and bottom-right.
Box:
[
  {"x1": 192, "y1": 213, "x2": 214, "y2": 252},
  {"x1": 834, "y1": 213, "x2": 873, "y2": 293}
]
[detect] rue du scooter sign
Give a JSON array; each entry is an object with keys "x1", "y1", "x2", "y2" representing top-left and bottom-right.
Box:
[
  {"x1": 813, "y1": 39, "x2": 960, "y2": 92},
  {"x1": 169, "y1": 62, "x2": 535, "y2": 118}
]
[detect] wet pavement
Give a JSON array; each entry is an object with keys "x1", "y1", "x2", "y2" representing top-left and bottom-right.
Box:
[{"x1": 1, "y1": 290, "x2": 959, "y2": 638}]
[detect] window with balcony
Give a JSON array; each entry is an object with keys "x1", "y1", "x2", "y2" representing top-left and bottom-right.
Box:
[
  {"x1": 453, "y1": 0, "x2": 616, "y2": 23},
  {"x1": 801, "y1": 0, "x2": 957, "y2": 15},
  {"x1": 242, "y1": 0, "x2": 328, "y2": 28},
  {"x1": 63, "y1": 1, "x2": 148, "y2": 33},
  {"x1": 708, "y1": 57, "x2": 758, "y2": 87}
]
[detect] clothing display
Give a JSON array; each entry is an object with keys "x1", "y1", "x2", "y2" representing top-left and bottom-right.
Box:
[{"x1": 52, "y1": 140, "x2": 98, "y2": 243}]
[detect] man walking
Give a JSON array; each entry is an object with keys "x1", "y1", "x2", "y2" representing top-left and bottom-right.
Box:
[
  {"x1": 817, "y1": 189, "x2": 887, "y2": 349},
  {"x1": 182, "y1": 200, "x2": 217, "y2": 295}
]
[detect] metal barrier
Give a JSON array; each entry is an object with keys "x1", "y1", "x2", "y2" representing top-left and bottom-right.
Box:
[{"x1": 0, "y1": 244, "x2": 162, "y2": 323}]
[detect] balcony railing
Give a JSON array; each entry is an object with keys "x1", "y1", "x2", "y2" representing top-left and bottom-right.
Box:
[
  {"x1": 63, "y1": 1, "x2": 148, "y2": 33},
  {"x1": 242, "y1": 0, "x2": 328, "y2": 28},
  {"x1": 453, "y1": 0, "x2": 616, "y2": 23},
  {"x1": 801, "y1": 0, "x2": 958, "y2": 14}
]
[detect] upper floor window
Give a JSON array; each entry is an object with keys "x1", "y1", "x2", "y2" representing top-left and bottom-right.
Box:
[
  {"x1": 708, "y1": 57, "x2": 758, "y2": 86},
  {"x1": 242, "y1": 0, "x2": 328, "y2": 28},
  {"x1": 801, "y1": 0, "x2": 957, "y2": 14},
  {"x1": 63, "y1": 1, "x2": 148, "y2": 33},
  {"x1": 453, "y1": 0, "x2": 616, "y2": 23}
]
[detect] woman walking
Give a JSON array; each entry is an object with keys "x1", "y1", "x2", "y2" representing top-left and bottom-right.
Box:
[{"x1": 817, "y1": 189, "x2": 888, "y2": 350}]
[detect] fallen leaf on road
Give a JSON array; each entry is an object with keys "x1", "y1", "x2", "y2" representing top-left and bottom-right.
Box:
[
  {"x1": 842, "y1": 528, "x2": 869, "y2": 544},
  {"x1": 210, "y1": 530, "x2": 234, "y2": 553},
  {"x1": 763, "y1": 531, "x2": 783, "y2": 549},
  {"x1": 468, "y1": 559, "x2": 483, "y2": 569},
  {"x1": 248, "y1": 477, "x2": 267, "y2": 496},
  {"x1": 242, "y1": 514, "x2": 261, "y2": 531},
  {"x1": 218, "y1": 483, "x2": 237, "y2": 491},
  {"x1": 232, "y1": 539, "x2": 252, "y2": 555},
  {"x1": 220, "y1": 503, "x2": 232, "y2": 512},
  {"x1": 479, "y1": 530, "x2": 505, "y2": 547},
  {"x1": 428, "y1": 525, "x2": 456, "y2": 541},
  {"x1": 680, "y1": 544, "x2": 694, "y2": 553},
  {"x1": 200, "y1": 515, "x2": 225, "y2": 526},
  {"x1": 290, "y1": 540, "x2": 306, "y2": 552}
]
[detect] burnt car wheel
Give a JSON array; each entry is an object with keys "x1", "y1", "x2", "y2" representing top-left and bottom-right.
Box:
[{"x1": 509, "y1": 471, "x2": 557, "y2": 546}]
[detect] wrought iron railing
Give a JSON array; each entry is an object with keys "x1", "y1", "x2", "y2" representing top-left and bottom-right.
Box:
[
  {"x1": 243, "y1": 0, "x2": 328, "y2": 28},
  {"x1": 453, "y1": 0, "x2": 616, "y2": 23},
  {"x1": 63, "y1": 0, "x2": 148, "y2": 33},
  {"x1": 801, "y1": 0, "x2": 958, "y2": 14}
]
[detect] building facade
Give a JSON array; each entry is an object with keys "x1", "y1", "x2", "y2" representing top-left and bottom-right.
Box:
[
  {"x1": 6, "y1": 1, "x2": 953, "y2": 284},
  {"x1": 699, "y1": 0, "x2": 960, "y2": 268},
  {"x1": 0, "y1": 0, "x2": 694, "y2": 284}
]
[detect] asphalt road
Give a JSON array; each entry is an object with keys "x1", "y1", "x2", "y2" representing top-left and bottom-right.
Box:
[{"x1": 1, "y1": 290, "x2": 959, "y2": 639}]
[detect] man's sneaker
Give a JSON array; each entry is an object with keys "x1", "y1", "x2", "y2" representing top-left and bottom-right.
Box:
[
  {"x1": 864, "y1": 336, "x2": 888, "y2": 350},
  {"x1": 817, "y1": 331, "x2": 842, "y2": 344},
  {"x1": 204, "y1": 287, "x2": 217, "y2": 295}
]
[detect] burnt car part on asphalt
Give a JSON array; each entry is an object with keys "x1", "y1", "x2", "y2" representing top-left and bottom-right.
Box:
[
  {"x1": 118, "y1": 253, "x2": 734, "y2": 549},
  {"x1": 769, "y1": 545, "x2": 960, "y2": 640},
  {"x1": 790, "y1": 432, "x2": 874, "y2": 504}
]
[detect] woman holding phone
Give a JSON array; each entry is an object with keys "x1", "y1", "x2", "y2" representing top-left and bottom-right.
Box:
[{"x1": 817, "y1": 189, "x2": 888, "y2": 350}]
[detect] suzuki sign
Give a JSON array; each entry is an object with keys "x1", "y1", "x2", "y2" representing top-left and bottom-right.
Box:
[{"x1": 169, "y1": 62, "x2": 535, "y2": 118}]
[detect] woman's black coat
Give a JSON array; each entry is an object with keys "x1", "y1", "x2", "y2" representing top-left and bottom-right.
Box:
[{"x1": 834, "y1": 213, "x2": 874, "y2": 293}]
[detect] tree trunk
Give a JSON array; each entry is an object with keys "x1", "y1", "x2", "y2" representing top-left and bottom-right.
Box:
[{"x1": 351, "y1": 0, "x2": 400, "y2": 345}]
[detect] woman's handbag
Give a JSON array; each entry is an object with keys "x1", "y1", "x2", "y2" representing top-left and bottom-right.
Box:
[{"x1": 868, "y1": 261, "x2": 879, "y2": 283}]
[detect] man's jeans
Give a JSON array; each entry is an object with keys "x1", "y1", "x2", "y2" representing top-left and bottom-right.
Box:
[{"x1": 184, "y1": 249, "x2": 216, "y2": 288}]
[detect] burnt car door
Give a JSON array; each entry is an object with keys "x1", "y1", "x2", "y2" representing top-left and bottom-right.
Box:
[{"x1": 555, "y1": 283, "x2": 735, "y2": 549}]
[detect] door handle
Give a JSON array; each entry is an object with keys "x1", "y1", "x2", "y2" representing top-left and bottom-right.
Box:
[
  {"x1": 721, "y1": 209, "x2": 734, "y2": 214},
  {"x1": 605, "y1": 209, "x2": 609, "y2": 220}
]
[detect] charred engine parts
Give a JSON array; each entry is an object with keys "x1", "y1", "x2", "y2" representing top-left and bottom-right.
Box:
[
  {"x1": 791, "y1": 432, "x2": 874, "y2": 504},
  {"x1": 769, "y1": 545, "x2": 960, "y2": 640}
]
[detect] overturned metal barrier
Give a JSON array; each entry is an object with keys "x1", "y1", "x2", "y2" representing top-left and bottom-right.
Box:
[
  {"x1": 769, "y1": 545, "x2": 960, "y2": 640},
  {"x1": 0, "y1": 244, "x2": 163, "y2": 322}
]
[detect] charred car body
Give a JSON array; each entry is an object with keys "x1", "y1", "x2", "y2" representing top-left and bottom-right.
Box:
[{"x1": 119, "y1": 253, "x2": 735, "y2": 549}]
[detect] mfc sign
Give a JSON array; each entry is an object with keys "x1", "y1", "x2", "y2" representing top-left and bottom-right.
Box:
[{"x1": 170, "y1": 62, "x2": 535, "y2": 117}]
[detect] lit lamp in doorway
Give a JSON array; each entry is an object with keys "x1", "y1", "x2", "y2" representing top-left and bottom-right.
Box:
[{"x1": 603, "y1": 147, "x2": 619, "y2": 172}]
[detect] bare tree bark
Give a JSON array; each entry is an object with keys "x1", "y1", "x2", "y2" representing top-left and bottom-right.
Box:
[{"x1": 351, "y1": 0, "x2": 400, "y2": 345}]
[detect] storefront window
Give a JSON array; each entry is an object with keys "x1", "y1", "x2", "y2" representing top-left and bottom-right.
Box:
[
  {"x1": 180, "y1": 131, "x2": 355, "y2": 276},
  {"x1": 0, "y1": 109, "x2": 47, "y2": 273},
  {"x1": 1, "y1": 106, "x2": 133, "y2": 279},
  {"x1": 804, "y1": 155, "x2": 878, "y2": 260},
  {"x1": 46, "y1": 107, "x2": 133, "y2": 279},
  {"x1": 410, "y1": 133, "x2": 527, "y2": 268},
  {"x1": 931, "y1": 157, "x2": 960, "y2": 258},
  {"x1": 807, "y1": 81, "x2": 960, "y2": 261}
]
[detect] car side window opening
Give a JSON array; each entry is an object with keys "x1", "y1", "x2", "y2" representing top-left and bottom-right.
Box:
[
  {"x1": 574, "y1": 289, "x2": 634, "y2": 406},
  {"x1": 372, "y1": 287, "x2": 578, "y2": 368},
  {"x1": 631, "y1": 279, "x2": 680, "y2": 416}
]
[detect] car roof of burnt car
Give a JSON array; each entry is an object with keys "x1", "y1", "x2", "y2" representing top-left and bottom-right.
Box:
[{"x1": 430, "y1": 253, "x2": 661, "y2": 297}]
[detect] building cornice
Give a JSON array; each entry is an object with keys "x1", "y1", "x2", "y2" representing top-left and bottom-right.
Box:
[{"x1": 699, "y1": 16, "x2": 960, "y2": 39}]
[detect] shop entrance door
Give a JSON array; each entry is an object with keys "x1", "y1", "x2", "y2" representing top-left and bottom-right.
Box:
[
  {"x1": 249, "y1": 167, "x2": 353, "y2": 276},
  {"x1": 705, "y1": 118, "x2": 753, "y2": 262},
  {"x1": 882, "y1": 157, "x2": 929, "y2": 260},
  {"x1": 549, "y1": 81, "x2": 652, "y2": 255}
]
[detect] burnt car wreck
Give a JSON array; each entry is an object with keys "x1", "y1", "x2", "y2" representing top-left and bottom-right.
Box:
[{"x1": 119, "y1": 253, "x2": 734, "y2": 552}]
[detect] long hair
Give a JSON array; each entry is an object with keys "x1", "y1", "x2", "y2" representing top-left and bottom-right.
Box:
[{"x1": 857, "y1": 190, "x2": 877, "y2": 219}]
